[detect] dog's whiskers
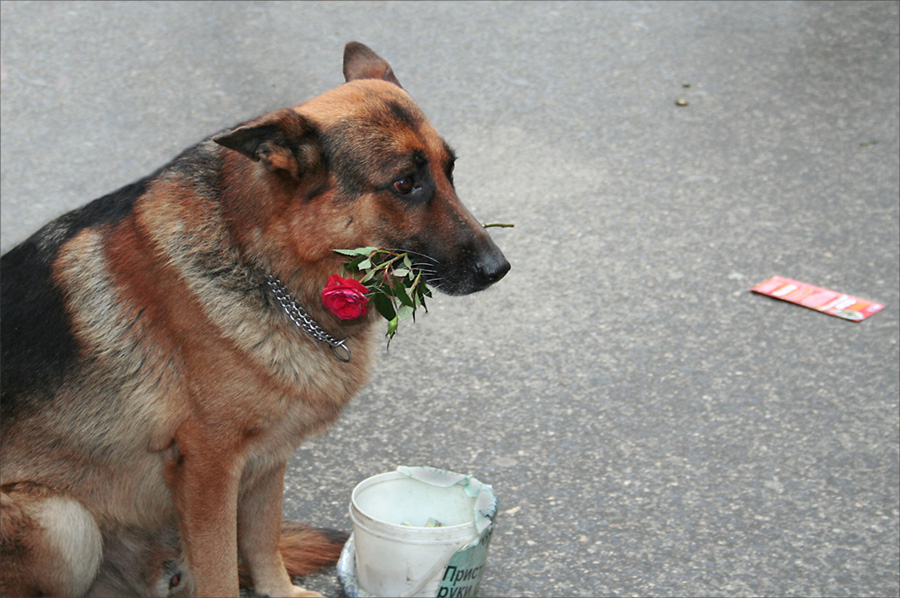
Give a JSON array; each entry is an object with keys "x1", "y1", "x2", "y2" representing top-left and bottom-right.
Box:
[
  {"x1": 425, "y1": 277, "x2": 446, "y2": 291},
  {"x1": 411, "y1": 264, "x2": 438, "y2": 275},
  {"x1": 411, "y1": 268, "x2": 439, "y2": 284},
  {"x1": 388, "y1": 248, "x2": 439, "y2": 265}
]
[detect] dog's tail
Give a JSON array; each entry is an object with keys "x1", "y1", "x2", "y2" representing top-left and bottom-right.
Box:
[
  {"x1": 279, "y1": 521, "x2": 349, "y2": 577},
  {"x1": 238, "y1": 521, "x2": 349, "y2": 585}
]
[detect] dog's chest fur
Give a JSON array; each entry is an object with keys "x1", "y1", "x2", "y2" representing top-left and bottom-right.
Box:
[{"x1": 1, "y1": 150, "x2": 377, "y2": 527}]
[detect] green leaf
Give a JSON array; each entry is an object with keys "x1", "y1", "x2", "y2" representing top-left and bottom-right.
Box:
[
  {"x1": 393, "y1": 268, "x2": 410, "y2": 278},
  {"x1": 397, "y1": 304, "x2": 415, "y2": 322},
  {"x1": 387, "y1": 316, "x2": 399, "y2": 336},
  {"x1": 372, "y1": 293, "x2": 396, "y2": 320},
  {"x1": 412, "y1": 285, "x2": 425, "y2": 305},
  {"x1": 345, "y1": 256, "x2": 367, "y2": 271},
  {"x1": 357, "y1": 259, "x2": 372, "y2": 270},
  {"x1": 361, "y1": 269, "x2": 378, "y2": 283},
  {"x1": 393, "y1": 281, "x2": 414, "y2": 307},
  {"x1": 334, "y1": 246, "x2": 378, "y2": 257}
]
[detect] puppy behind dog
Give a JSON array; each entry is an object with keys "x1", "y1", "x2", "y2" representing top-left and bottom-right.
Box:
[{"x1": 0, "y1": 42, "x2": 508, "y2": 597}]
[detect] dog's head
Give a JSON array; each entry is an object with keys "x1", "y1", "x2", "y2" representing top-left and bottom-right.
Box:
[{"x1": 214, "y1": 42, "x2": 509, "y2": 296}]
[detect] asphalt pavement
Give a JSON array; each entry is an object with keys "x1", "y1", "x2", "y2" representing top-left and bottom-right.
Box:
[{"x1": 1, "y1": 2, "x2": 898, "y2": 596}]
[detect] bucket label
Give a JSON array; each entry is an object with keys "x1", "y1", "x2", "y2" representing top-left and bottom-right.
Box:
[{"x1": 436, "y1": 526, "x2": 493, "y2": 598}]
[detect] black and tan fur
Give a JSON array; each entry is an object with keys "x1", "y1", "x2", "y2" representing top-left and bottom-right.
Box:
[{"x1": 0, "y1": 42, "x2": 509, "y2": 597}]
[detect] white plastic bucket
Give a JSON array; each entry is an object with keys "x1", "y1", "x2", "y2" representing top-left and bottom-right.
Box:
[{"x1": 347, "y1": 467, "x2": 495, "y2": 597}]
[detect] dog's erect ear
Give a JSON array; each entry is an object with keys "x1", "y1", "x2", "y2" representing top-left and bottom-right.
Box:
[
  {"x1": 213, "y1": 109, "x2": 321, "y2": 181},
  {"x1": 343, "y1": 41, "x2": 403, "y2": 88}
]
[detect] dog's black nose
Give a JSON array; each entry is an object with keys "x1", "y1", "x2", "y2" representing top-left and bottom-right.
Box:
[{"x1": 474, "y1": 251, "x2": 511, "y2": 288}]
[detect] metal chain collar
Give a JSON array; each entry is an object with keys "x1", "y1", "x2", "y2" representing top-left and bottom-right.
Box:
[{"x1": 265, "y1": 275, "x2": 351, "y2": 362}]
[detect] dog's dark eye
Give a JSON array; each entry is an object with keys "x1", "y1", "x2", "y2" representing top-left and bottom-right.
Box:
[{"x1": 393, "y1": 177, "x2": 415, "y2": 195}]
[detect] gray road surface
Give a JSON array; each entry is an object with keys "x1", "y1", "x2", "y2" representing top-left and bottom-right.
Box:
[{"x1": 2, "y1": 2, "x2": 898, "y2": 596}]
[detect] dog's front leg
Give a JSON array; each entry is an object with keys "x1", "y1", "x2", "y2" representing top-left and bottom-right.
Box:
[
  {"x1": 168, "y1": 429, "x2": 242, "y2": 597},
  {"x1": 238, "y1": 461, "x2": 321, "y2": 598}
]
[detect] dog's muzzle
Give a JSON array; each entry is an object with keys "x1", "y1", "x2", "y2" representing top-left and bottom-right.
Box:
[{"x1": 429, "y1": 240, "x2": 510, "y2": 296}]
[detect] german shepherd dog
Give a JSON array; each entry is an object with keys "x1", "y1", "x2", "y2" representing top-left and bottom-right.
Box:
[{"x1": 0, "y1": 42, "x2": 509, "y2": 597}]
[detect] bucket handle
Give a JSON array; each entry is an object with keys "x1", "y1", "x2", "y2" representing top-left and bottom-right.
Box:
[{"x1": 400, "y1": 542, "x2": 461, "y2": 598}]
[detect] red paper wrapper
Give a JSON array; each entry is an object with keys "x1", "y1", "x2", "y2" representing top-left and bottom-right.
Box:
[{"x1": 751, "y1": 276, "x2": 885, "y2": 322}]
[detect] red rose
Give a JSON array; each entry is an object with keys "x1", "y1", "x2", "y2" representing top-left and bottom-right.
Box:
[{"x1": 322, "y1": 275, "x2": 370, "y2": 320}]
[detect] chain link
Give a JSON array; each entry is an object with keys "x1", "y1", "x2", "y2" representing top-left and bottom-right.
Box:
[{"x1": 266, "y1": 275, "x2": 351, "y2": 362}]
